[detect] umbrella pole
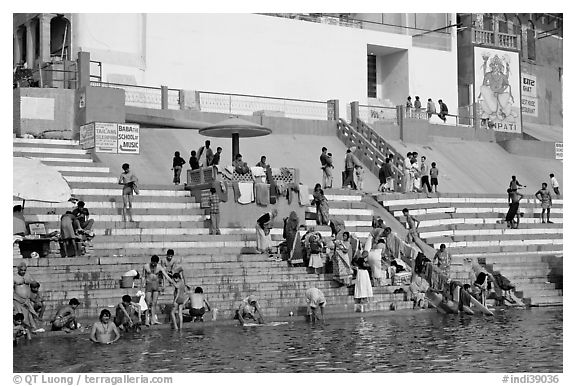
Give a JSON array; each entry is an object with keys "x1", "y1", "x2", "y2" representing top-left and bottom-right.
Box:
[
  {"x1": 232, "y1": 133, "x2": 240, "y2": 159},
  {"x1": 22, "y1": 199, "x2": 25, "y2": 210}
]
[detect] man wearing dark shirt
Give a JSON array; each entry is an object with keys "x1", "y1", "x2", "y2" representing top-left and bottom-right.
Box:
[
  {"x1": 211, "y1": 147, "x2": 222, "y2": 166},
  {"x1": 378, "y1": 158, "x2": 395, "y2": 192},
  {"x1": 72, "y1": 201, "x2": 94, "y2": 231}
]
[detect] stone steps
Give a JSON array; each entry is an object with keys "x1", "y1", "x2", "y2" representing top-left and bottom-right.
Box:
[
  {"x1": 377, "y1": 193, "x2": 563, "y2": 207},
  {"x1": 420, "y1": 227, "x2": 562, "y2": 239},
  {"x1": 13, "y1": 138, "x2": 80, "y2": 146},
  {"x1": 430, "y1": 239, "x2": 562, "y2": 251},
  {"x1": 425, "y1": 233, "x2": 561, "y2": 245}
]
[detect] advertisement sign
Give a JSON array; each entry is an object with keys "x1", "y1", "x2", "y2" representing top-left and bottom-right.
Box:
[
  {"x1": 117, "y1": 124, "x2": 140, "y2": 154},
  {"x1": 521, "y1": 73, "x2": 537, "y2": 97},
  {"x1": 79, "y1": 122, "x2": 95, "y2": 149},
  {"x1": 95, "y1": 123, "x2": 118, "y2": 153},
  {"x1": 555, "y1": 143, "x2": 563, "y2": 160},
  {"x1": 521, "y1": 97, "x2": 538, "y2": 117},
  {"x1": 474, "y1": 47, "x2": 521, "y2": 133},
  {"x1": 521, "y1": 73, "x2": 538, "y2": 117}
]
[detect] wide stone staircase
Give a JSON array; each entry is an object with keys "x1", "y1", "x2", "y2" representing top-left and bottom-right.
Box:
[
  {"x1": 13, "y1": 138, "x2": 414, "y2": 324},
  {"x1": 377, "y1": 193, "x2": 563, "y2": 306}
]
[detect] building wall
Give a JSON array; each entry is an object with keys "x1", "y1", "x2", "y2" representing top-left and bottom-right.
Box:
[
  {"x1": 521, "y1": 35, "x2": 563, "y2": 127},
  {"x1": 14, "y1": 88, "x2": 76, "y2": 137},
  {"x1": 71, "y1": 13, "x2": 458, "y2": 119}
]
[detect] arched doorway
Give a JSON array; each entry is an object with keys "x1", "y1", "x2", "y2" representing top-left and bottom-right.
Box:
[{"x1": 50, "y1": 15, "x2": 71, "y2": 60}]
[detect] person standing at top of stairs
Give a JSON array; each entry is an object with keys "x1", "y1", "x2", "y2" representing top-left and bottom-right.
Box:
[{"x1": 118, "y1": 163, "x2": 139, "y2": 222}]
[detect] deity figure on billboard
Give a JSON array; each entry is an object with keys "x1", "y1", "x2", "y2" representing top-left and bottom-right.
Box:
[{"x1": 478, "y1": 53, "x2": 517, "y2": 121}]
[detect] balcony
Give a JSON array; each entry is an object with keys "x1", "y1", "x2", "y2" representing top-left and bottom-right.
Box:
[{"x1": 472, "y1": 29, "x2": 519, "y2": 50}]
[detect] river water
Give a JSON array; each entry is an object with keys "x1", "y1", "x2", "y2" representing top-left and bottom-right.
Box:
[{"x1": 14, "y1": 307, "x2": 562, "y2": 373}]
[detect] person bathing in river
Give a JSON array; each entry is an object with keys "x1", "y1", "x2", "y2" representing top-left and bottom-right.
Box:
[
  {"x1": 235, "y1": 295, "x2": 265, "y2": 325},
  {"x1": 170, "y1": 273, "x2": 189, "y2": 330},
  {"x1": 305, "y1": 287, "x2": 326, "y2": 323},
  {"x1": 188, "y1": 287, "x2": 212, "y2": 322},
  {"x1": 90, "y1": 309, "x2": 120, "y2": 344},
  {"x1": 142, "y1": 255, "x2": 175, "y2": 326},
  {"x1": 51, "y1": 298, "x2": 80, "y2": 332},
  {"x1": 114, "y1": 295, "x2": 141, "y2": 332}
]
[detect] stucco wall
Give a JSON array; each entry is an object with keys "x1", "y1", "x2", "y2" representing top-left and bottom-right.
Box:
[
  {"x1": 72, "y1": 13, "x2": 458, "y2": 120},
  {"x1": 521, "y1": 36, "x2": 563, "y2": 127}
]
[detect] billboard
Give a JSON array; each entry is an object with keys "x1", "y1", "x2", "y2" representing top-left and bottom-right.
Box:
[
  {"x1": 474, "y1": 47, "x2": 521, "y2": 133},
  {"x1": 79, "y1": 122, "x2": 95, "y2": 149},
  {"x1": 95, "y1": 123, "x2": 119, "y2": 153},
  {"x1": 117, "y1": 124, "x2": 140, "y2": 154}
]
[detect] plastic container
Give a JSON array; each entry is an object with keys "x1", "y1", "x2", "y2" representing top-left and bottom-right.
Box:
[{"x1": 120, "y1": 276, "x2": 134, "y2": 288}]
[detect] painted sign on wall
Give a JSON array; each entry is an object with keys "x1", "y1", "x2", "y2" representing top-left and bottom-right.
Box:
[
  {"x1": 21, "y1": 97, "x2": 55, "y2": 120},
  {"x1": 521, "y1": 73, "x2": 538, "y2": 117},
  {"x1": 474, "y1": 47, "x2": 521, "y2": 133},
  {"x1": 79, "y1": 122, "x2": 95, "y2": 149},
  {"x1": 555, "y1": 142, "x2": 563, "y2": 160},
  {"x1": 95, "y1": 123, "x2": 118, "y2": 153},
  {"x1": 117, "y1": 124, "x2": 140, "y2": 154}
]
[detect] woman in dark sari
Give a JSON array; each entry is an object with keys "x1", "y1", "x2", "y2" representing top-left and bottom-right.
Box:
[
  {"x1": 311, "y1": 183, "x2": 330, "y2": 225},
  {"x1": 284, "y1": 211, "x2": 304, "y2": 265}
]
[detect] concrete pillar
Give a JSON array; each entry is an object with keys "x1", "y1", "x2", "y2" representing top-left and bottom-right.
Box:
[
  {"x1": 179, "y1": 89, "x2": 186, "y2": 110},
  {"x1": 77, "y1": 51, "x2": 91, "y2": 89},
  {"x1": 327, "y1": 99, "x2": 339, "y2": 120},
  {"x1": 39, "y1": 14, "x2": 53, "y2": 63},
  {"x1": 13, "y1": 31, "x2": 22, "y2": 66},
  {"x1": 25, "y1": 21, "x2": 35, "y2": 68},
  {"x1": 161, "y1": 85, "x2": 168, "y2": 109},
  {"x1": 350, "y1": 101, "x2": 359, "y2": 128}
]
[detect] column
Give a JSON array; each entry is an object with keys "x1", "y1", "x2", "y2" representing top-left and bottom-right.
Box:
[
  {"x1": 77, "y1": 51, "x2": 91, "y2": 88},
  {"x1": 25, "y1": 21, "x2": 34, "y2": 67},
  {"x1": 39, "y1": 14, "x2": 53, "y2": 63},
  {"x1": 350, "y1": 101, "x2": 359, "y2": 128},
  {"x1": 13, "y1": 29, "x2": 22, "y2": 66},
  {"x1": 161, "y1": 85, "x2": 168, "y2": 109}
]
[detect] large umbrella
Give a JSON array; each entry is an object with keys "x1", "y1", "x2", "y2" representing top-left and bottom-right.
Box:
[
  {"x1": 199, "y1": 117, "x2": 272, "y2": 159},
  {"x1": 13, "y1": 157, "x2": 73, "y2": 205}
]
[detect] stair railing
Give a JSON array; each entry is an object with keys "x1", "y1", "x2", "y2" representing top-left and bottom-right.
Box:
[{"x1": 336, "y1": 118, "x2": 405, "y2": 191}]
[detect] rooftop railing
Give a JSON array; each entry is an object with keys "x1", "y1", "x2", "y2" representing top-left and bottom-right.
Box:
[
  {"x1": 197, "y1": 91, "x2": 328, "y2": 120},
  {"x1": 349, "y1": 103, "x2": 399, "y2": 125},
  {"x1": 472, "y1": 29, "x2": 519, "y2": 50},
  {"x1": 90, "y1": 81, "x2": 181, "y2": 110}
]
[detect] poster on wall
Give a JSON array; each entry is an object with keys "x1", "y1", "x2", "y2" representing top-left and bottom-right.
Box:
[
  {"x1": 521, "y1": 73, "x2": 538, "y2": 117},
  {"x1": 474, "y1": 47, "x2": 521, "y2": 133},
  {"x1": 95, "y1": 123, "x2": 118, "y2": 153},
  {"x1": 79, "y1": 123, "x2": 95, "y2": 149},
  {"x1": 117, "y1": 124, "x2": 140, "y2": 154}
]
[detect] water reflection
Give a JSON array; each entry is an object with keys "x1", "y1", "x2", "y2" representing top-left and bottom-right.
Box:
[{"x1": 14, "y1": 307, "x2": 562, "y2": 373}]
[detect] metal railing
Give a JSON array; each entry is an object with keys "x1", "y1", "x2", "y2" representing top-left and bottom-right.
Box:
[
  {"x1": 197, "y1": 91, "x2": 328, "y2": 120},
  {"x1": 402, "y1": 105, "x2": 477, "y2": 127},
  {"x1": 90, "y1": 81, "x2": 181, "y2": 110},
  {"x1": 14, "y1": 61, "x2": 78, "y2": 89},
  {"x1": 336, "y1": 119, "x2": 405, "y2": 191}
]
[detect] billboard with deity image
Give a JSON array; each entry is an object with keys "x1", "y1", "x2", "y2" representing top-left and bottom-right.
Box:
[{"x1": 474, "y1": 47, "x2": 521, "y2": 133}]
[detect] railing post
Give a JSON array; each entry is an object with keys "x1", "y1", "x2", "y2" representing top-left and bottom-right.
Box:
[
  {"x1": 178, "y1": 89, "x2": 186, "y2": 110},
  {"x1": 161, "y1": 85, "x2": 168, "y2": 109},
  {"x1": 77, "y1": 51, "x2": 91, "y2": 89},
  {"x1": 350, "y1": 101, "x2": 359, "y2": 128},
  {"x1": 327, "y1": 99, "x2": 339, "y2": 120},
  {"x1": 397, "y1": 105, "x2": 405, "y2": 140}
]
